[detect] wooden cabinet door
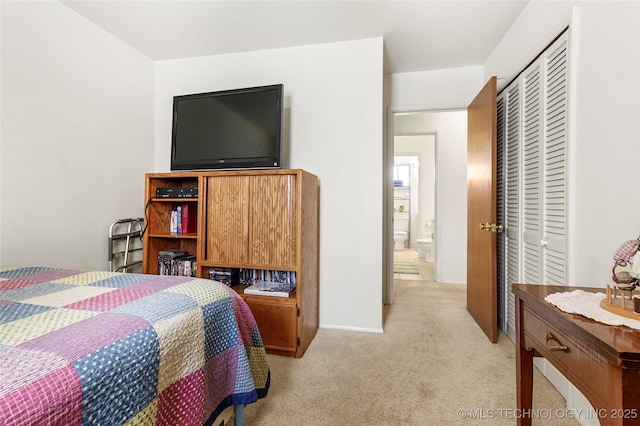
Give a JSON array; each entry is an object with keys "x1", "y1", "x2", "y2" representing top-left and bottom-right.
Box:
[
  {"x1": 205, "y1": 176, "x2": 250, "y2": 264},
  {"x1": 243, "y1": 297, "x2": 297, "y2": 354},
  {"x1": 249, "y1": 174, "x2": 297, "y2": 268}
]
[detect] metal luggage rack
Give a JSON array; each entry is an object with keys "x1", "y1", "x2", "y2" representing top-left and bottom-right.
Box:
[{"x1": 109, "y1": 218, "x2": 144, "y2": 273}]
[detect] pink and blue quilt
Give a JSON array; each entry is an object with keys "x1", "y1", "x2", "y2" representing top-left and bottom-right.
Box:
[{"x1": 0, "y1": 267, "x2": 270, "y2": 425}]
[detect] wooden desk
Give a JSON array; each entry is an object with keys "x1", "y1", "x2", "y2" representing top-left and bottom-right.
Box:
[{"x1": 513, "y1": 284, "x2": 640, "y2": 426}]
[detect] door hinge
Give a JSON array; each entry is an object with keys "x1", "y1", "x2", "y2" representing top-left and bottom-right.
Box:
[
  {"x1": 297, "y1": 337, "x2": 300, "y2": 347},
  {"x1": 297, "y1": 307, "x2": 300, "y2": 317}
]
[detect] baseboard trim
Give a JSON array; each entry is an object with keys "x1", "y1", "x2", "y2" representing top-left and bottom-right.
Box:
[{"x1": 319, "y1": 323, "x2": 384, "y2": 334}]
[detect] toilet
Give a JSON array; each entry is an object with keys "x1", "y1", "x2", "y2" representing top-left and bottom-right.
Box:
[
  {"x1": 416, "y1": 238, "x2": 432, "y2": 260},
  {"x1": 416, "y1": 219, "x2": 434, "y2": 261},
  {"x1": 394, "y1": 231, "x2": 408, "y2": 251},
  {"x1": 393, "y1": 213, "x2": 410, "y2": 251}
]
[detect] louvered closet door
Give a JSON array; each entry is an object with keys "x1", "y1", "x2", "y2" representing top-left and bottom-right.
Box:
[
  {"x1": 504, "y1": 82, "x2": 522, "y2": 342},
  {"x1": 500, "y1": 31, "x2": 568, "y2": 341},
  {"x1": 496, "y1": 93, "x2": 506, "y2": 335},
  {"x1": 522, "y1": 59, "x2": 544, "y2": 284},
  {"x1": 542, "y1": 36, "x2": 568, "y2": 285}
]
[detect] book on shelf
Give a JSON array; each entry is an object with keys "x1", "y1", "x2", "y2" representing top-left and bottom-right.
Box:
[
  {"x1": 169, "y1": 203, "x2": 197, "y2": 234},
  {"x1": 170, "y1": 210, "x2": 178, "y2": 233},
  {"x1": 181, "y1": 203, "x2": 197, "y2": 233},
  {"x1": 176, "y1": 205, "x2": 182, "y2": 233},
  {"x1": 244, "y1": 280, "x2": 296, "y2": 298}
]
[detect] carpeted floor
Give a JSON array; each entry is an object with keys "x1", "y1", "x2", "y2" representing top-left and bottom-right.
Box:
[{"x1": 242, "y1": 275, "x2": 578, "y2": 425}]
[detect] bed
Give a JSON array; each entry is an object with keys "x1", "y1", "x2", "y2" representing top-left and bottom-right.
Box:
[{"x1": 0, "y1": 266, "x2": 270, "y2": 425}]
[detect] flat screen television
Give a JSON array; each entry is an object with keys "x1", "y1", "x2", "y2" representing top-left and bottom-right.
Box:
[{"x1": 171, "y1": 84, "x2": 283, "y2": 171}]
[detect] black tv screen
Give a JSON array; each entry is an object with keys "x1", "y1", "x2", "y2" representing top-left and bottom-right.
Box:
[{"x1": 171, "y1": 84, "x2": 283, "y2": 170}]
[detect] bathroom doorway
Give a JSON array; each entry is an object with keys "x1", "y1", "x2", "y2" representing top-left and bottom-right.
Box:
[
  {"x1": 384, "y1": 109, "x2": 467, "y2": 305},
  {"x1": 393, "y1": 135, "x2": 436, "y2": 282}
]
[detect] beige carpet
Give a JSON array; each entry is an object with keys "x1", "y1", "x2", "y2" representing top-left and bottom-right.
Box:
[{"x1": 242, "y1": 279, "x2": 578, "y2": 425}]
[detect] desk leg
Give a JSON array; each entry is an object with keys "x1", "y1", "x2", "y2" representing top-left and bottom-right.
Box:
[
  {"x1": 516, "y1": 346, "x2": 534, "y2": 425},
  {"x1": 516, "y1": 299, "x2": 533, "y2": 426}
]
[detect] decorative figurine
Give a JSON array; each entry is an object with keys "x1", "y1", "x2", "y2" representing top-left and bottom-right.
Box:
[
  {"x1": 602, "y1": 236, "x2": 640, "y2": 315},
  {"x1": 612, "y1": 237, "x2": 640, "y2": 291}
]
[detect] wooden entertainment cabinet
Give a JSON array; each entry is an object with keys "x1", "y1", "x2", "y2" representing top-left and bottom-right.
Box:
[{"x1": 142, "y1": 169, "x2": 319, "y2": 358}]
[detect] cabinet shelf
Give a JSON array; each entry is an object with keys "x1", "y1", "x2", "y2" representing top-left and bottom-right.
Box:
[
  {"x1": 150, "y1": 197, "x2": 198, "y2": 202},
  {"x1": 198, "y1": 260, "x2": 296, "y2": 271},
  {"x1": 232, "y1": 285, "x2": 297, "y2": 302},
  {"x1": 148, "y1": 233, "x2": 198, "y2": 239}
]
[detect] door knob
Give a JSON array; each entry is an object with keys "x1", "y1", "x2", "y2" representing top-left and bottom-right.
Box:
[{"x1": 479, "y1": 222, "x2": 504, "y2": 233}]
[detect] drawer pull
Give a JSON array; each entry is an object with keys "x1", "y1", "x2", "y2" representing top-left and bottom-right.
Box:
[{"x1": 545, "y1": 331, "x2": 568, "y2": 352}]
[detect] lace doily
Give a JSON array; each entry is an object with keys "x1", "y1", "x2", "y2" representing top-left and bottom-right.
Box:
[{"x1": 544, "y1": 290, "x2": 640, "y2": 330}]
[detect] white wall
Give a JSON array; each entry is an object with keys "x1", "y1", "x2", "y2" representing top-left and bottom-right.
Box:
[
  {"x1": 0, "y1": 2, "x2": 154, "y2": 270},
  {"x1": 154, "y1": 38, "x2": 385, "y2": 332},
  {"x1": 568, "y1": 2, "x2": 640, "y2": 287},
  {"x1": 389, "y1": 66, "x2": 485, "y2": 111},
  {"x1": 485, "y1": 1, "x2": 640, "y2": 423}
]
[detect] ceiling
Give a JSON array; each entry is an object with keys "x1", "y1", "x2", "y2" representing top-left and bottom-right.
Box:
[{"x1": 62, "y1": 0, "x2": 528, "y2": 74}]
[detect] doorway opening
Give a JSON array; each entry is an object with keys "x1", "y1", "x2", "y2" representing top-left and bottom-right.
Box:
[
  {"x1": 384, "y1": 109, "x2": 467, "y2": 305},
  {"x1": 393, "y1": 148, "x2": 435, "y2": 282}
]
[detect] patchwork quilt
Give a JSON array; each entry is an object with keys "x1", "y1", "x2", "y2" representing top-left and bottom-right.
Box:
[{"x1": 0, "y1": 267, "x2": 270, "y2": 425}]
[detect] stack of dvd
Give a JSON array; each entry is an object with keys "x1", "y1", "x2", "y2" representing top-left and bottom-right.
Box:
[
  {"x1": 239, "y1": 269, "x2": 296, "y2": 297},
  {"x1": 238, "y1": 269, "x2": 296, "y2": 286},
  {"x1": 209, "y1": 267, "x2": 239, "y2": 287},
  {"x1": 158, "y1": 250, "x2": 196, "y2": 277}
]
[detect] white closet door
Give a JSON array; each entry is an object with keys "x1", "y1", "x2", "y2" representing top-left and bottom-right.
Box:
[
  {"x1": 522, "y1": 58, "x2": 544, "y2": 284},
  {"x1": 504, "y1": 82, "x2": 522, "y2": 341},
  {"x1": 500, "y1": 31, "x2": 568, "y2": 341},
  {"x1": 496, "y1": 81, "x2": 522, "y2": 341},
  {"x1": 496, "y1": 93, "x2": 506, "y2": 335},
  {"x1": 542, "y1": 36, "x2": 568, "y2": 285}
]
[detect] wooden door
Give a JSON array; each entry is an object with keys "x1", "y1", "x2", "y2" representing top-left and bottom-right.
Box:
[
  {"x1": 467, "y1": 77, "x2": 498, "y2": 343},
  {"x1": 205, "y1": 176, "x2": 250, "y2": 264},
  {"x1": 249, "y1": 174, "x2": 297, "y2": 267}
]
